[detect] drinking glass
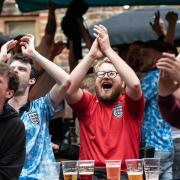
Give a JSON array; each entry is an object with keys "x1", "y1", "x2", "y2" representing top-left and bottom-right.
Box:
[
  {"x1": 125, "y1": 159, "x2": 143, "y2": 180},
  {"x1": 78, "y1": 160, "x2": 95, "y2": 180},
  {"x1": 62, "y1": 161, "x2": 78, "y2": 180},
  {"x1": 105, "y1": 160, "x2": 121, "y2": 180},
  {"x1": 41, "y1": 161, "x2": 60, "y2": 180},
  {"x1": 143, "y1": 158, "x2": 160, "y2": 180}
]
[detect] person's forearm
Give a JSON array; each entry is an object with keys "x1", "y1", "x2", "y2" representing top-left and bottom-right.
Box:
[
  {"x1": 164, "y1": 22, "x2": 176, "y2": 45},
  {"x1": 77, "y1": 18, "x2": 93, "y2": 49},
  {"x1": 30, "y1": 50, "x2": 69, "y2": 84},
  {"x1": 158, "y1": 95, "x2": 180, "y2": 128},
  {"x1": 45, "y1": 8, "x2": 56, "y2": 35},
  {"x1": 105, "y1": 48, "x2": 140, "y2": 89},
  {"x1": 68, "y1": 53, "x2": 95, "y2": 93},
  {"x1": 156, "y1": 29, "x2": 166, "y2": 38}
]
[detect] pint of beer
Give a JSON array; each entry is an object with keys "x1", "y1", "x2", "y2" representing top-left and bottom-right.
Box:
[
  {"x1": 62, "y1": 161, "x2": 78, "y2": 180},
  {"x1": 105, "y1": 160, "x2": 121, "y2": 180},
  {"x1": 63, "y1": 172, "x2": 78, "y2": 180},
  {"x1": 78, "y1": 160, "x2": 95, "y2": 180},
  {"x1": 127, "y1": 172, "x2": 143, "y2": 180},
  {"x1": 125, "y1": 159, "x2": 143, "y2": 180}
]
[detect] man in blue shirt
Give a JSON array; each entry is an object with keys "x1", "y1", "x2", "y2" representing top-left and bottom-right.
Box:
[
  {"x1": 139, "y1": 40, "x2": 175, "y2": 180},
  {"x1": 2, "y1": 34, "x2": 70, "y2": 179}
]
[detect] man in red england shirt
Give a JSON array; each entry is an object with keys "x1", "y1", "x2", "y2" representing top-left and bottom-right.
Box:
[{"x1": 66, "y1": 25, "x2": 145, "y2": 179}]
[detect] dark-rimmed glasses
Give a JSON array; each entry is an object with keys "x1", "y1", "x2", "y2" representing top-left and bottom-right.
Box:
[{"x1": 96, "y1": 71, "x2": 118, "y2": 78}]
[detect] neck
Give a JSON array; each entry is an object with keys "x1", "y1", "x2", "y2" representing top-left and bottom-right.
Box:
[
  {"x1": 0, "y1": 105, "x2": 3, "y2": 113},
  {"x1": 8, "y1": 90, "x2": 29, "y2": 113},
  {"x1": 0, "y1": 99, "x2": 6, "y2": 113}
]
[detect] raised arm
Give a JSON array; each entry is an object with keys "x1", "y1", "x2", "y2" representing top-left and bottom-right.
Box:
[
  {"x1": 66, "y1": 38, "x2": 103, "y2": 104},
  {"x1": 149, "y1": 10, "x2": 166, "y2": 40},
  {"x1": 164, "y1": 11, "x2": 178, "y2": 45},
  {"x1": 35, "y1": 2, "x2": 59, "y2": 73},
  {"x1": 37, "y1": 2, "x2": 56, "y2": 51},
  {"x1": 0, "y1": 40, "x2": 17, "y2": 63},
  {"x1": 158, "y1": 94, "x2": 180, "y2": 128},
  {"x1": 157, "y1": 52, "x2": 180, "y2": 129},
  {"x1": 93, "y1": 25, "x2": 142, "y2": 100},
  {"x1": 20, "y1": 34, "x2": 70, "y2": 108},
  {"x1": 76, "y1": 17, "x2": 93, "y2": 49},
  {"x1": 156, "y1": 52, "x2": 180, "y2": 97}
]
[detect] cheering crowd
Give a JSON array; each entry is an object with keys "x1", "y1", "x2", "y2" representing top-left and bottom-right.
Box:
[{"x1": 0, "y1": 0, "x2": 180, "y2": 179}]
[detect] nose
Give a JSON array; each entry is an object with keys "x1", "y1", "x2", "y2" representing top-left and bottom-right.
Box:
[
  {"x1": 12, "y1": 67, "x2": 19, "y2": 74},
  {"x1": 103, "y1": 72, "x2": 109, "y2": 78}
]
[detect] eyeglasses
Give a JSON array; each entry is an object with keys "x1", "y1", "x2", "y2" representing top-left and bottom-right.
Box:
[{"x1": 96, "y1": 71, "x2": 119, "y2": 78}]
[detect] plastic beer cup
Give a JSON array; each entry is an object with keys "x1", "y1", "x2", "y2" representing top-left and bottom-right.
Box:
[
  {"x1": 143, "y1": 158, "x2": 160, "y2": 180},
  {"x1": 105, "y1": 160, "x2": 121, "y2": 180},
  {"x1": 41, "y1": 161, "x2": 60, "y2": 180},
  {"x1": 62, "y1": 161, "x2": 78, "y2": 180},
  {"x1": 125, "y1": 159, "x2": 143, "y2": 180},
  {"x1": 78, "y1": 160, "x2": 95, "y2": 180}
]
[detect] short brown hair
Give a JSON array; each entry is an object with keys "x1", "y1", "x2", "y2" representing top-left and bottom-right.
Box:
[
  {"x1": 9, "y1": 53, "x2": 38, "y2": 79},
  {"x1": 0, "y1": 62, "x2": 19, "y2": 93}
]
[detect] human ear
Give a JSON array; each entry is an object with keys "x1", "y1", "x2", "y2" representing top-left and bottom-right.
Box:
[
  {"x1": 6, "y1": 90, "x2": 14, "y2": 99},
  {"x1": 29, "y1": 77, "x2": 36, "y2": 85}
]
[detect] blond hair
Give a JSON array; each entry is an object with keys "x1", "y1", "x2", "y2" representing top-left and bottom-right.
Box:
[{"x1": 93, "y1": 58, "x2": 112, "y2": 73}]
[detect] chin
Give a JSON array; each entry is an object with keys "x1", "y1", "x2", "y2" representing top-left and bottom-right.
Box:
[
  {"x1": 95, "y1": 85, "x2": 122, "y2": 103},
  {"x1": 97, "y1": 92, "x2": 119, "y2": 104},
  {"x1": 99, "y1": 96, "x2": 117, "y2": 104}
]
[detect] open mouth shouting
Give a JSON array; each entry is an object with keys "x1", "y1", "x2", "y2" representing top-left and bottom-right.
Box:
[{"x1": 102, "y1": 81, "x2": 113, "y2": 90}]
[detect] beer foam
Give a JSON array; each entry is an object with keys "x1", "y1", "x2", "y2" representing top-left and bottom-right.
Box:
[
  {"x1": 127, "y1": 172, "x2": 143, "y2": 175},
  {"x1": 79, "y1": 172, "x2": 93, "y2": 175},
  {"x1": 106, "y1": 164, "x2": 120, "y2": 168},
  {"x1": 63, "y1": 172, "x2": 78, "y2": 175},
  {"x1": 79, "y1": 164, "x2": 93, "y2": 167}
]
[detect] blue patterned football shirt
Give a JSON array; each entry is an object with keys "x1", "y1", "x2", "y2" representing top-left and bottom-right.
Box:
[
  {"x1": 141, "y1": 69, "x2": 174, "y2": 151},
  {"x1": 18, "y1": 93, "x2": 62, "y2": 180}
]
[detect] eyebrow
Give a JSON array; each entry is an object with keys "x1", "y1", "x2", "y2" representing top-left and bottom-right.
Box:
[
  {"x1": 11, "y1": 65, "x2": 27, "y2": 70},
  {"x1": 97, "y1": 71, "x2": 118, "y2": 73}
]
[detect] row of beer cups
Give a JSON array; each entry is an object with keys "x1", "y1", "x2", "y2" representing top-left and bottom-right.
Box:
[{"x1": 61, "y1": 158, "x2": 160, "y2": 180}]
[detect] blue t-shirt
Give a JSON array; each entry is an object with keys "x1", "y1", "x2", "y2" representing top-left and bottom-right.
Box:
[
  {"x1": 19, "y1": 93, "x2": 62, "y2": 180},
  {"x1": 141, "y1": 69, "x2": 173, "y2": 151}
]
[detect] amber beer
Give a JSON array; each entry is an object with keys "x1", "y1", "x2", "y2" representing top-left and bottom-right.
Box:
[
  {"x1": 106, "y1": 165, "x2": 121, "y2": 180},
  {"x1": 62, "y1": 161, "x2": 78, "y2": 180},
  {"x1": 127, "y1": 172, "x2": 143, "y2": 180},
  {"x1": 63, "y1": 172, "x2": 78, "y2": 180}
]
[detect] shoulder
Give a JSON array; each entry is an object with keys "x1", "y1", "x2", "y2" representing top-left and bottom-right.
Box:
[
  {"x1": 30, "y1": 94, "x2": 52, "y2": 107},
  {"x1": 144, "y1": 69, "x2": 159, "y2": 79}
]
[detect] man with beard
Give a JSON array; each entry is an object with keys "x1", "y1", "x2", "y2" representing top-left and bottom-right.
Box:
[
  {"x1": 1, "y1": 34, "x2": 70, "y2": 179},
  {"x1": 66, "y1": 25, "x2": 144, "y2": 179}
]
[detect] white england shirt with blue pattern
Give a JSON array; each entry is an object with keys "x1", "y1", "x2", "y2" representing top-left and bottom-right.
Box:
[
  {"x1": 18, "y1": 93, "x2": 62, "y2": 180},
  {"x1": 141, "y1": 69, "x2": 174, "y2": 151}
]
